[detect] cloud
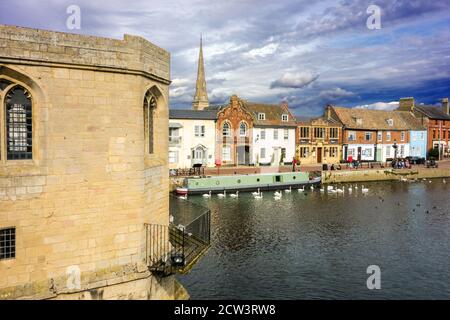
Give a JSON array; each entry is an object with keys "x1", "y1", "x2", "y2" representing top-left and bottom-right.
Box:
[
  {"x1": 353, "y1": 101, "x2": 399, "y2": 110},
  {"x1": 319, "y1": 87, "x2": 355, "y2": 100},
  {"x1": 270, "y1": 72, "x2": 320, "y2": 89},
  {"x1": 244, "y1": 43, "x2": 279, "y2": 59},
  {"x1": 1, "y1": 0, "x2": 450, "y2": 115}
]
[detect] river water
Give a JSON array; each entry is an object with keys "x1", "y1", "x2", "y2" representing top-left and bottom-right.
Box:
[{"x1": 174, "y1": 179, "x2": 450, "y2": 299}]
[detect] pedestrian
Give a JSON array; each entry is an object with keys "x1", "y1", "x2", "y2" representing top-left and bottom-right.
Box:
[{"x1": 292, "y1": 157, "x2": 297, "y2": 172}]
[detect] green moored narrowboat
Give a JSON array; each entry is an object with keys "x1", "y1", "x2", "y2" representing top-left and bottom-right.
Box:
[{"x1": 176, "y1": 171, "x2": 321, "y2": 195}]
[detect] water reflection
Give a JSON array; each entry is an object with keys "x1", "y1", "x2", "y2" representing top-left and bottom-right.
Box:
[{"x1": 173, "y1": 179, "x2": 450, "y2": 299}]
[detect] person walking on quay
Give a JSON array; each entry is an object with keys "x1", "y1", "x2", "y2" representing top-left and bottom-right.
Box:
[{"x1": 292, "y1": 157, "x2": 297, "y2": 172}]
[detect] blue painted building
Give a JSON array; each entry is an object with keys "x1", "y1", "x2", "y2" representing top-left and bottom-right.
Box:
[
  {"x1": 409, "y1": 130, "x2": 428, "y2": 158},
  {"x1": 398, "y1": 112, "x2": 428, "y2": 159}
]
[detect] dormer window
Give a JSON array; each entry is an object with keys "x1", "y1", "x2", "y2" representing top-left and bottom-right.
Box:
[
  {"x1": 282, "y1": 114, "x2": 289, "y2": 122},
  {"x1": 354, "y1": 117, "x2": 363, "y2": 126},
  {"x1": 258, "y1": 113, "x2": 266, "y2": 121},
  {"x1": 387, "y1": 119, "x2": 394, "y2": 126}
]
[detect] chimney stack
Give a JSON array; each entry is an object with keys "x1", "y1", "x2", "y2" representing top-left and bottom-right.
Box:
[
  {"x1": 399, "y1": 97, "x2": 415, "y2": 112},
  {"x1": 442, "y1": 97, "x2": 449, "y2": 115}
]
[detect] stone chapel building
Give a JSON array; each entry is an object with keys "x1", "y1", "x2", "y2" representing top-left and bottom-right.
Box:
[{"x1": 0, "y1": 25, "x2": 178, "y2": 300}]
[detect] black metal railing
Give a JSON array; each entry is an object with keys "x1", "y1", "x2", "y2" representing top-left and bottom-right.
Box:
[
  {"x1": 145, "y1": 205, "x2": 211, "y2": 276},
  {"x1": 169, "y1": 166, "x2": 205, "y2": 177}
]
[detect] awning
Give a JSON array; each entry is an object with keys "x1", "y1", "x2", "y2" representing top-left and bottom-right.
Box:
[{"x1": 169, "y1": 123, "x2": 183, "y2": 128}]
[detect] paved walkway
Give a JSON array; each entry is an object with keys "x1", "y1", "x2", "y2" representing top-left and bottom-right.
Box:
[{"x1": 201, "y1": 160, "x2": 450, "y2": 177}]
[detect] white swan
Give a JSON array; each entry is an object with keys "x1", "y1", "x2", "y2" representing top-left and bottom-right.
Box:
[
  {"x1": 252, "y1": 189, "x2": 261, "y2": 196},
  {"x1": 274, "y1": 194, "x2": 282, "y2": 200},
  {"x1": 274, "y1": 191, "x2": 282, "y2": 197},
  {"x1": 444, "y1": 179, "x2": 447, "y2": 184},
  {"x1": 230, "y1": 191, "x2": 239, "y2": 198},
  {"x1": 336, "y1": 188, "x2": 344, "y2": 194},
  {"x1": 218, "y1": 190, "x2": 227, "y2": 198},
  {"x1": 298, "y1": 186, "x2": 305, "y2": 192},
  {"x1": 362, "y1": 186, "x2": 369, "y2": 193},
  {"x1": 179, "y1": 194, "x2": 188, "y2": 200},
  {"x1": 285, "y1": 186, "x2": 292, "y2": 193},
  {"x1": 202, "y1": 191, "x2": 212, "y2": 198},
  {"x1": 254, "y1": 192, "x2": 263, "y2": 200},
  {"x1": 310, "y1": 185, "x2": 315, "y2": 191},
  {"x1": 327, "y1": 186, "x2": 334, "y2": 191},
  {"x1": 320, "y1": 187, "x2": 325, "y2": 193}
]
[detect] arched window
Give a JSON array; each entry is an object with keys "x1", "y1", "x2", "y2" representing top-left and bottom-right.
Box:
[
  {"x1": 222, "y1": 122, "x2": 231, "y2": 137},
  {"x1": 5, "y1": 86, "x2": 33, "y2": 160},
  {"x1": 143, "y1": 90, "x2": 157, "y2": 154},
  {"x1": 239, "y1": 122, "x2": 248, "y2": 137}
]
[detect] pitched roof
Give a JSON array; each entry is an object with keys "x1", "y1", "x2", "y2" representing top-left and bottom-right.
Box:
[
  {"x1": 397, "y1": 111, "x2": 427, "y2": 130},
  {"x1": 414, "y1": 105, "x2": 450, "y2": 120},
  {"x1": 169, "y1": 109, "x2": 217, "y2": 120},
  {"x1": 331, "y1": 106, "x2": 420, "y2": 130},
  {"x1": 241, "y1": 101, "x2": 297, "y2": 127},
  {"x1": 297, "y1": 116, "x2": 341, "y2": 126}
]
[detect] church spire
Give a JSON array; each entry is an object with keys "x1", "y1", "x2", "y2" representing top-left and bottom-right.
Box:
[{"x1": 192, "y1": 35, "x2": 209, "y2": 110}]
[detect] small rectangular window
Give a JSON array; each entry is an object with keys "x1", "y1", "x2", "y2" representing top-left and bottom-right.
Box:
[
  {"x1": 274, "y1": 129, "x2": 279, "y2": 140},
  {"x1": 260, "y1": 148, "x2": 266, "y2": 159},
  {"x1": 222, "y1": 146, "x2": 231, "y2": 161},
  {"x1": 365, "y1": 132, "x2": 372, "y2": 141},
  {"x1": 401, "y1": 131, "x2": 405, "y2": 141},
  {"x1": 258, "y1": 113, "x2": 266, "y2": 121},
  {"x1": 386, "y1": 132, "x2": 391, "y2": 141},
  {"x1": 300, "y1": 127, "x2": 310, "y2": 139},
  {"x1": 282, "y1": 114, "x2": 289, "y2": 122},
  {"x1": 169, "y1": 151, "x2": 179, "y2": 164},
  {"x1": 284, "y1": 129, "x2": 289, "y2": 140},
  {"x1": 0, "y1": 227, "x2": 16, "y2": 260},
  {"x1": 348, "y1": 131, "x2": 356, "y2": 141},
  {"x1": 260, "y1": 129, "x2": 266, "y2": 140},
  {"x1": 195, "y1": 125, "x2": 205, "y2": 137}
]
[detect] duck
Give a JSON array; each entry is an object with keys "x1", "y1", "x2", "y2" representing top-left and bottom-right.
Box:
[
  {"x1": 254, "y1": 192, "x2": 263, "y2": 200},
  {"x1": 285, "y1": 186, "x2": 292, "y2": 193},
  {"x1": 252, "y1": 188, "x2": 261, "y2": 197},
  {"x1": 202, "y1": 191, "x2": 212, "y2": 198},
  {"x1": 230, "y1": 191, "x2": 239, "y2": 199},
  {"x1": 179, "y1": 194, "x2": 188, "y2": 200},
  {"x1": 217, "y1": 190, "x2": 227, "y2": 198}
]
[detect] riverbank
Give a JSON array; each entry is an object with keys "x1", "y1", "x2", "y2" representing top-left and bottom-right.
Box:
[
  {"x1": 169, "y1": 160, "x2": 450, "y2": 191},
  {"x1": 322, "y1": 167, "x2": 450, "y2": 184}
]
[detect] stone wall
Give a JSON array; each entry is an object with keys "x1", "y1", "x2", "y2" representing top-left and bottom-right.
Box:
[
  {"x1": 0, "y1": 25, "x2": 173, "y2": 300},
  {"x1": 322, "y1": 168, "x2": 450, "y2": 184}
]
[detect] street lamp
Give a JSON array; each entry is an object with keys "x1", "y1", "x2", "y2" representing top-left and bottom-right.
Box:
[{"x1": 393, "y1": 140, "x2": 398, "y2": 160}]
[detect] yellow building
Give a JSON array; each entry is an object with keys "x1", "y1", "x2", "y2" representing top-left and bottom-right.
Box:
[
  {"x1": 296, "y1": 117, "x2": 342, "y2": 165},
  {"x1": 0, "y1": 25, "x2": 183, "y2": 300}
]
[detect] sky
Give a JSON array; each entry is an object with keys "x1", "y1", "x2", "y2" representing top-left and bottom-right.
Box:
[{"x1": 1, "y1": 0, "x2": 450, "y2": 117}]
